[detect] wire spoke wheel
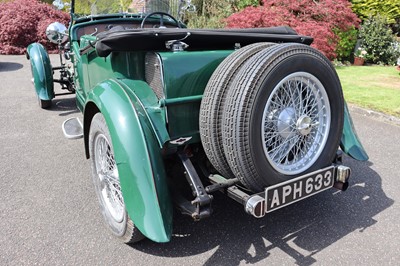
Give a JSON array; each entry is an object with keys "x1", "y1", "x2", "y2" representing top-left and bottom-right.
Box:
[
  {"x1": 262, "y1": 72, "x2": 331, "y2": 175},
  {"x1": 89, "y1": 113, "x2": 144, "y2": 243},
  {"x1": 94, "y1": 133, "x2": 125, "y2": 223}
]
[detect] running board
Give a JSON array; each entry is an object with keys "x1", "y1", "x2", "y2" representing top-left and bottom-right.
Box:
[{"x1": 62, "y1": 117, "x2": 83, "y2": 139}]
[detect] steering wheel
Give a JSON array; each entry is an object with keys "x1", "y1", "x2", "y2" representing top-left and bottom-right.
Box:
[{"x1": 140, "y1": 12, "x2": 181, "y2": 29}]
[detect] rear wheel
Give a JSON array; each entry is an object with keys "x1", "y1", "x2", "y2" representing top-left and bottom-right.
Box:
[
  {"x1": 222, "y1": 43, "x2": 344, "y2": 192},
  {"x1": 89, "y1": 113, "x2": 144, "y2": 243},
  {"x1": 38, "y1": 97, "x2": 51, "y2": 109}
]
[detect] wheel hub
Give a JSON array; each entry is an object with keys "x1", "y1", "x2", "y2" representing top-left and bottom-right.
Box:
[
  {"x1": 296, "y1": 115, "x2": 313, "y2": 136},
  {"x1": 276, "y1": 110, "x2": 314, "y2": 139},
  {"x1": 277, "y1": 107, "x2": 296, "y2": 139}
]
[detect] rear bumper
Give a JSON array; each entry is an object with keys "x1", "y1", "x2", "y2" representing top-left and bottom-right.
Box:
[{"x1": 209, "y1": 164, "x2": 351, "y2": 219}]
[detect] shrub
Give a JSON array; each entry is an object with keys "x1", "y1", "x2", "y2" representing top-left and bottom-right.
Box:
[
  {"x1": 0, "y1": 0, "x2": 69, "y2": 55},
  {"x1": 225, "y1": 0, "x2": 360, "y2": 60},
  {"x1": 334, "y1": 26, "x2": 358, "y2": 61},
  {"x1": 359, "y1": 16, "x2": 400, "y2": 65}
]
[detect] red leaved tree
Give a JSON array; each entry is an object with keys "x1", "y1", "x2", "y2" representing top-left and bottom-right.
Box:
[
  {"x1": 226, "y1": 0, "x2": 360, "y2": 59},
  {"x1": 0, "y1": 0, "x2": 69, "y2": 55}
]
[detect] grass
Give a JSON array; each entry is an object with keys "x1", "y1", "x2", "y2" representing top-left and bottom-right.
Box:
[{"x1": 336, "y1": 65, "x2": 400, "y2": 117}]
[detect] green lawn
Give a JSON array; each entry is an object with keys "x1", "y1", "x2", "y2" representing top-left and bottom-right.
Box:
[{"x1": 336, "y1": 66, "x2": 400, "y2": 117}]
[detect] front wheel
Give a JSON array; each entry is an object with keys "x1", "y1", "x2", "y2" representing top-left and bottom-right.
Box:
[{"x1": 89, "y1": 113, "x2": 144, "y2": 243}]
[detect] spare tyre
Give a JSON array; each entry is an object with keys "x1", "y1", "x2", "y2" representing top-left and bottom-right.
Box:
[
  {"x1": 200, "y1": 42, "x2": 275, "y2": 179},
  {"x1": 222, "y1": 43, "x2": 344, "y2": 192}
]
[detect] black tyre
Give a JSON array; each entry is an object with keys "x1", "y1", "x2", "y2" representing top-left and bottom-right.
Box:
[
  {"x1": 89, "y1": 113, "x2": 144, "y2": 243},
  {"x1": 200, "y1": 42, "x2": 275, "y2": 179},
  {"x1": 222, "y1": 43, "x2": 344, "y2": 192},
  {"x1": 38, "y1": 98, "x2": 51, "y2": 109}
]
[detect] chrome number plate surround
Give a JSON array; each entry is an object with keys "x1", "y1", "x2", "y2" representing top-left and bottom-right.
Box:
[{"x1": 265, "y1": 166, "x2": 335, "y2": 213}]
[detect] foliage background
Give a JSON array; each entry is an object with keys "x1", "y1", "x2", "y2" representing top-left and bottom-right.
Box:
[
  {"x1": 225, "y1": 0, "x2": 360, "y2": 60},
  {"x1": 358, "y1": 16, "x2": 400, "y2": 65},
  {"x1": 188, "y1": 0, "x2": 399, "y2": 63},
  {"x1": 0, "y1": 0, "x2": 399, "y2": 61},
  {"x1": 73, "y1": 0, "x2": 133, "y2": 15},
  {"x1": 351, "y1": 0, "x2": 400, "y2": 26},
  {"x1": 0, "y1": 0, "x2": 69, "y2": 54}
]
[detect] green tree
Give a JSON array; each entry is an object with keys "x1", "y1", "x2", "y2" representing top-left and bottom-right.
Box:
[
  {"x1": 187, "y1": 0, "x2": 232, "y2": 28},
  {"x1": 351, "y1": 0, "x2": 400, "y2": 26},
  {"x1": 232, "y1": 0, "x2": 260, "y2": 12},
  {"x1": 187, "y1": 0, "x2": 259, "y2": 28},
  {"x1": 73, "y1": 0, "x2": 132, "y2": 15}
]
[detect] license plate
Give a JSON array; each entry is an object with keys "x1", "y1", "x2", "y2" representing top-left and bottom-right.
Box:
[{"x1": 265, "y1": 166, "x2": 334, "y2": 213}]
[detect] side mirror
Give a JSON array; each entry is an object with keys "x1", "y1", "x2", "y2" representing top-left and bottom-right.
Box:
[{"x1": 46, "y1": 22, "x2": 68, "y2": 44}]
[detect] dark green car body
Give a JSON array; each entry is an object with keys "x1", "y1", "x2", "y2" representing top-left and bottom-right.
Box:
[{"x1": 27, "y1": 0, "x2": 368, "y2": 243}]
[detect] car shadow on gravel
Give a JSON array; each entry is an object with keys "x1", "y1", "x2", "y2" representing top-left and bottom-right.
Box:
[
  {"x1": 49, "y1": 96, "x2": 80, "y2": 116},
  {"x1": 133, "y1": 157, "x2": 393, "y2": 265},
  {"x1": 0, "y1": 62, "x2": 24, "y2": 72}
]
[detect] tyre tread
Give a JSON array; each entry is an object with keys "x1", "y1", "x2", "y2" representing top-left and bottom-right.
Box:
[{"x1": 200, "y1": 42, "x2": 275, "y2": 179}]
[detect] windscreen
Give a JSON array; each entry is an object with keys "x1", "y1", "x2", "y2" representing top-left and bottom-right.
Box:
[{"x1": 73, "y1": 0, "x2": 181, "y2": 18}]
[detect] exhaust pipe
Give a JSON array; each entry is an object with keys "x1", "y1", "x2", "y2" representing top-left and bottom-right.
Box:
[
  {"x1": 334, "y1": 165, "x2": 351, "y2": 191},
  {"x1": 333, "y1": 181, "x2": 349, "y2": 191},
  {"x1": 245, "y1": 195, "x2": 266, "y2": 218}
]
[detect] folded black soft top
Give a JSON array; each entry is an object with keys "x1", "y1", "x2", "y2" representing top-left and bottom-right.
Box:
[{"x1": 95, "y1": 26, "x2": 313, "y2": 57}]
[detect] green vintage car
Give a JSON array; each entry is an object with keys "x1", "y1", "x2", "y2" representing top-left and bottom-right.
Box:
[{"x1": 27, "y1": 0, "x2": 368, "y2": 244}]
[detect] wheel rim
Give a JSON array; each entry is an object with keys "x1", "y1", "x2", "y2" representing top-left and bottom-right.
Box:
[
  {"x1": 93, "y1": 133, "x2": 125, "y2": 223},
  {"x1": 261, "y1": 72, "x2": 331, "y2": 175}
]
